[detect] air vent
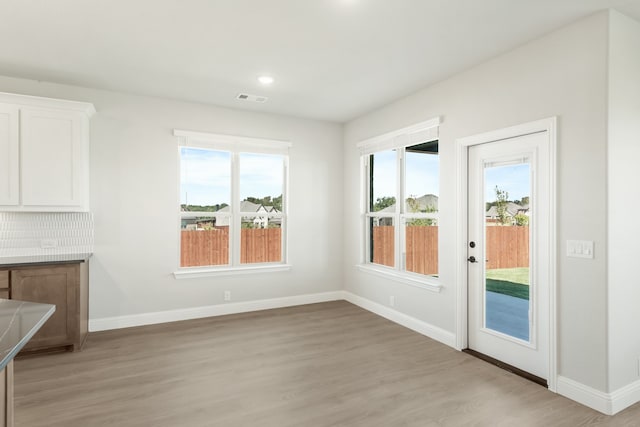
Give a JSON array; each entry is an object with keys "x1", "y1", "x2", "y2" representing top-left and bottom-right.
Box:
[{"x1": 236, "y1": 93, "x2": 268, "y2": 103}]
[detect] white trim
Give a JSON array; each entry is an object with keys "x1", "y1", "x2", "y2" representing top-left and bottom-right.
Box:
[
  {"x1": 343, "y1": 291, "x2": 456, "y2": 348},
  {"x1": 0, "y1": 91, "x2": 95, "y2": 116},
  {"x1": 356, "y1": 264, "x2": 442, "y2": 292},
  {"x1": 454, "y1": 117, "x2": 557, "y2": 390},
  {"x1": 556, "y1": 376, "x2": 640, "y2": 415},
  {"x1": 357, "y1": 117, "x2": 440, "y2": 155},
  {"x1": 89, "y1": 291, "x2": 343, "y2": 332},
  {"x1": 173, "y1": 264, "x2": 291, "y2": 279},
  {"x1": 610, "y1": 379, "x2": 640, "y2": 415},
  {"x1": 174, "y1": 129, "x2": 291, "y2": 155},
  {"x1": 557, "y1": 376, "x2": 613, "y2": 414}
]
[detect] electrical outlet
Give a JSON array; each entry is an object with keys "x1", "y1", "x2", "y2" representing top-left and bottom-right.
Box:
[
  {"x1": 41, "y1": 239, "x2": 58, "y2": 249},
  {"x1": 224, "y1": 291, "x2": 231, "y2": 302},
  {"x1": 389, "y1": 295, "x2": 395, "y2": 307}
]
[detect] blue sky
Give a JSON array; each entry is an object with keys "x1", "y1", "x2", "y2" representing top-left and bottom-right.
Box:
[
  {"x1": 484, "y1": 163, "x2": 530, "y2": 203},
  {"x1": 181, "y1": 147, "x2": 529, "y2": 207},
  {"x1": 372, "y1": 149, "x2": 530, "y2": 203},
  {"x1": 180, "y1": 148, "x2": 283, "y2": 206},
  {"x1": 372, "y1": 149, "x2": 439, "y2": 201}
]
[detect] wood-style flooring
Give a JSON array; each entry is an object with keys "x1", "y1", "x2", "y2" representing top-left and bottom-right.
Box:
[{"x1": 13, "y1": 301, "x2": 640, "y2": 426}]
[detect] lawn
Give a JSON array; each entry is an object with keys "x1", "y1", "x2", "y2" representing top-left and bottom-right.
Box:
[{"x1": 486, "y1": 267, "x2": 530, "y2": 300}]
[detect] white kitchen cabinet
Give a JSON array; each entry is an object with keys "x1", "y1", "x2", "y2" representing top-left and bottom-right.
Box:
[
  {"x1": 0, "y1": 104, "x2": 19, "y2": 206},
  {"x1": 0, "y1": 92, "x2": 95, "y2": 212}
]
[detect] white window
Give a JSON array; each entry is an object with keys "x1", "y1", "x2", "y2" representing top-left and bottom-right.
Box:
[
  {"x1": 358, "y1": 118, "x2": 440, "y2": 289},
  {"x1": 174, "y1": 130, "x2": 290, "y2": 276}
]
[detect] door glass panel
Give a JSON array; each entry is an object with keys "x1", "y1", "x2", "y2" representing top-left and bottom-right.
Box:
[{"x1": 484, "y1": 160, "x2": 531, "y2": 341}]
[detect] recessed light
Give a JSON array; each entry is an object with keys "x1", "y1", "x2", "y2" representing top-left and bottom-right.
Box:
[{"x1": 258, "y1": 75, "x2": 274, "y2": 85}]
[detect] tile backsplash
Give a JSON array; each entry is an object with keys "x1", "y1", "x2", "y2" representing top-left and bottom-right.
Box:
[{"x1": 0, "y1": 212, "x2": 94, "y2": 258}]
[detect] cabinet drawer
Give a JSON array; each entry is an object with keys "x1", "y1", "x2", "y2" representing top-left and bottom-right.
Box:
[{"x1": 0, "y1": 270, "x2": 8, "y2": 289}]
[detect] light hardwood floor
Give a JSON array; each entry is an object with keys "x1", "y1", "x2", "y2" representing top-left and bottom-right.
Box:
[{"x1": 13, "y1": 301, "x2": 640, "y2": 426}]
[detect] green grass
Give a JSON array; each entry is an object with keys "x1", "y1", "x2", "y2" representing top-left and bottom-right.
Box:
[
  {"x1": 486, "y1": 267, "x2": 529, "y2": 285},
  {"x1": 486, "y1": 267, "x2": 530, "y2": 300}
]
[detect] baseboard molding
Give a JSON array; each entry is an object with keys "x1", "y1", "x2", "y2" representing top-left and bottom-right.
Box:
[
  {"x1": 89, "y1": 291, "x2": 345, "y2": 332},
  {"x1": 610, "y1": 379, "x2": 640, "y2": 415},
  {"x1": 342, "y1": 291, "x2": 457, "y2": 348},
  {"x1": 557, "y1": 376, "x2": 640, "y2": 415}
]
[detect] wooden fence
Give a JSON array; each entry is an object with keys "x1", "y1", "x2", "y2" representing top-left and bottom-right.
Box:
[
  {"x1": 485, "y1": 226, "x2": 529, "y2": 269},
  {"x1": 372, "y1": 225, "x2": 529, "y2": 274},
  {"x1": 180, "y1": 228, "x2": 281, "y2": 267},
  {"x1": 182, "y1": 224, "x2": 528, "y2": 270},
  {"x1": 372, "y1": 226, "x2": 439, "y2": 274}
]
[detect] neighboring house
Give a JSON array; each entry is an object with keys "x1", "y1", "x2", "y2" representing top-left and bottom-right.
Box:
[
  {"x1": 373, "y1": 194, "x2": 438, "y2": 226},
  {"x1": 215, "y1": 200, "x2": 281, "y2": 228},
  {"x1": 485, "y1": 202, "x2": 529, "y2": 225}
]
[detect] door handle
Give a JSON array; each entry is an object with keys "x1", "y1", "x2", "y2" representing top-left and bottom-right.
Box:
[{"x1": 468, "y1": 256, "x2": 478, "y2": 263}]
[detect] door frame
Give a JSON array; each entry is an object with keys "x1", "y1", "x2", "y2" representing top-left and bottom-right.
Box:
[{"x1": 454, "y1": 117, "x2": 557, "y2": 391}]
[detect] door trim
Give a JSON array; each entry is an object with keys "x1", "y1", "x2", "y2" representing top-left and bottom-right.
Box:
[{"x1": 454, "y1": 117, "x2": 557, "y2": 392}]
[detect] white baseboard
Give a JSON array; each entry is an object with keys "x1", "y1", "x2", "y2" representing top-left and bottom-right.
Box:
[
  {"x1": 557, "y1": 376, "x2": 640, "y2": 415},
  {"x1": 342, "y1": 291, "x2": 457, "y2": 348},
  {"x1": 610, "y1": 378, "x2": 640, "y2": 415},
  {"x1": 89, "y1": 291, "x2": 345, "y2": 332}
]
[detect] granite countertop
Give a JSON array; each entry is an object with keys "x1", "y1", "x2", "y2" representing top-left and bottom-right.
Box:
[
  {"x1": 0, "y1": 299, "x2": 55, "y2": 370},
  {"x1": 0, "y1": 253, "x2": 92, "y2": 267}
]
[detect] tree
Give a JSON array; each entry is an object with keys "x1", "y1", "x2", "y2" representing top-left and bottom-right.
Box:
[
  {"x1": 514, "y1": 213, "x2": 529, "y2": 226},
  {"x1": 373, "y1": 196, "x2": 396, "y2": 211},
  {"x1": 406, "y1": 195, "x2": 436, "y2": 226},
  {"x1": 495, "y1": 186, "x2": 510, "y2": 225}
]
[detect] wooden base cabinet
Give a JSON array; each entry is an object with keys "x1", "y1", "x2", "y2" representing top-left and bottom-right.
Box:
[
  {"x1": 6, "y1": 262, "x2": 88, "y2": 353},
  {"x1": 0, "y1": 361, "x2": 13, "y2": 427}
]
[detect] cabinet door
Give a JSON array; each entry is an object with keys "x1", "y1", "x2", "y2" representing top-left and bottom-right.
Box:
[
  {"x1": 10, "y1": 265, "x2": 78, "y2": 350},
  {"x1": 0, "y1": 104, "x2": 19, "y2": 206},
  {"x1": 20, "y1": 108, "x2": 84, "y2": 207}
]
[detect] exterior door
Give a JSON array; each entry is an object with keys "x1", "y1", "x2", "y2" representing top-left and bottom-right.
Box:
[{"x1": 467, "y1": 131, "x2": 550, "y2": 380}]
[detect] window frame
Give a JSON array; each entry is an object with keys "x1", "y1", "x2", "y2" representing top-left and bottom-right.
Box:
[
  {"x1": 173, "y1": 129, "x2": 291, "y2": 278},
  {"x1": 357, "y1": 118, "x2": 442, "y2": 292}
]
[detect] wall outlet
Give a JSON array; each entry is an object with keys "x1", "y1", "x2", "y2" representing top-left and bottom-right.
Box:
[
  {"x1": 389, "y1": 295, "x2": 395, "y2": 307},
  {"x1": 224, "y1": 290, "x2": 231, "y2": 302},
  {"x1": 40, "y1": 239, "x2": 58, "y2": 249}
]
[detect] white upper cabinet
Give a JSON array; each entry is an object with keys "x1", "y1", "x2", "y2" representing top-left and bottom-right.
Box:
[
  {"x1": 0, "y1": 104, "x2": 19, "y2": 206},
  {"x1": 0, "y1": 92, "x2": 95, "y2": 212}
]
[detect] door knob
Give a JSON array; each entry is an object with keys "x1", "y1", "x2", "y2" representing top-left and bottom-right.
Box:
[{"x1": 467, "y1": 256, "x2": 478, "y2": 263}]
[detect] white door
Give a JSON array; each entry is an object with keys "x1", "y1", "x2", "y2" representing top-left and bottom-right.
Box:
[{"x1": 467, "y1": 131, "x2": 551, "y2": 381}]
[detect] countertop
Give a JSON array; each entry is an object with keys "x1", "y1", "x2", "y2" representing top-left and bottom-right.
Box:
[
  {"x1": 0, "y1": 299, "x2": 55, "y2": 370},
  {"x1": 0, "y1": 253, "x2": 92, "y2": 267}
]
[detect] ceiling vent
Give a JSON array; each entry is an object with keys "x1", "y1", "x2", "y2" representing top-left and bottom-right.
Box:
[{"x1": 236, "y1": 93, "x2": 268, "y2": 103}]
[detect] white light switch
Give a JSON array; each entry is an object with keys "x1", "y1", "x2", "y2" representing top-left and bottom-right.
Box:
[{"x1": 567, "y1": 240, "x2": 594, "y2": 259}]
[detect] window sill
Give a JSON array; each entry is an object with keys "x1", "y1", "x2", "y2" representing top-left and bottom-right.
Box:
[
  {"x1": 356, "y1": 264, "x2": 442, "y2": 293},
  {"x1": 174, "y1": 264, "x2": 292, "y2": 279}
]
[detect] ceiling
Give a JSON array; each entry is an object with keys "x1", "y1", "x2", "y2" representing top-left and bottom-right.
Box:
[{"x1": 1, "y1": 0, "x2": 639, "y2": 123}]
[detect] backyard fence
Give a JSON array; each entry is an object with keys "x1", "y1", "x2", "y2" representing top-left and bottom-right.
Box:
[
  {"x1": 485, "y1": 226, "x2": 529, "y2": 269},
  {"x1": 372, "y1": 225, "x2": 529, "y2": 274},
  {"x1": 373, "y1": 226, "x2": 439, "y2": 274},
  {"x1": 180, "y1": 228, "x2": 281, "y2": 267},
  {"x1": 181, "y1": 224, "x2": 528, "y2": 270}
]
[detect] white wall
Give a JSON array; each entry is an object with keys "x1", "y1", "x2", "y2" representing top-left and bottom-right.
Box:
[
  {"x1": 343, "y1": 12, "x2": 610, "y2": 391},
  {"x1": 608, "y1": 10, "x2": 640, "y2": 392},
  {"x1": 0, "y1": 75, "x2": 344, "y2": 322}
]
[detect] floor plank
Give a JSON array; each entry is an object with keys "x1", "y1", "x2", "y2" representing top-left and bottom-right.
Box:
[{"x1": 13, "y1": 301, "x2": 640, "y2": 426}]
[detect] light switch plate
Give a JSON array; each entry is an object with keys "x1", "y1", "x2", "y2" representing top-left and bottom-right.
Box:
[{"x1": 567, "y1": 240, "x2": 594, "y2": 259}]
